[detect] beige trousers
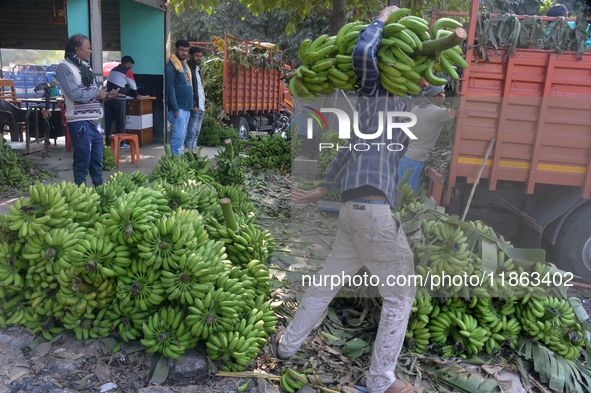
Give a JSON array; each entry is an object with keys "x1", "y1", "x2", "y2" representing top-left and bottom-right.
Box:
[{"x1": 279, "y1": 201, "x2": 416, "y2": 393}]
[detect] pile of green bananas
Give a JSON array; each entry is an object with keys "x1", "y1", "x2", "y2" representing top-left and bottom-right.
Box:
[
  {"x1": 394, "y1": 199, "x2": 588, "y2": 360},
  {"x1": 0, "y1": 144, "x2": 29, "y2": 191},
  {"x1": 280, "y1": 368, "x2": 309, "y2": 393},
  {"x1": 150, "y1": 145, "x2": 196, "y2": 185},
  {"x1": 102, "y1": 140, "x2": 117, "y2": 171},
  {"x1": 214, "y1": 143, "x2": 245, "y2": 187},
  {"x1": 290, "y1": 8, "x2": 468, "y2": 100},
  {"x1": 242, "y1": 134, "x2": 292, "y2": 173},
  {"x1": 0, "y1": 147, "x2": 278, "y2": 366},
  {"x1": 183, "y1": 149, "x2": 214, "y2": 180}
]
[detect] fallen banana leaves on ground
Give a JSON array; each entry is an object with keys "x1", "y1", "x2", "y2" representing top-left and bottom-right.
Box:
[{"x1": 271, "y1": 185, "x2": 591, "y2": 392}]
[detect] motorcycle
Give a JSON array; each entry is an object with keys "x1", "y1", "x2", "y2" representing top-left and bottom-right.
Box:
[{"x1": 271, "y1": 103, "x2": 291, "y2": 139}]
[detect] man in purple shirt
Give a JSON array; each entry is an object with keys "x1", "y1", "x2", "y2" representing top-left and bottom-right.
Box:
[{"x1": 278, "y1": 6, "x2": 418, "y2": 393}]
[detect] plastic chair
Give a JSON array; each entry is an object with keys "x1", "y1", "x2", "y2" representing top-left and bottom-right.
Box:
[
  {"x1": 110, "y1": 133, "x2": 140, "y2": 168},
  {"x1": 0, "y1": 79, "x2": 20, "y2": 106}
]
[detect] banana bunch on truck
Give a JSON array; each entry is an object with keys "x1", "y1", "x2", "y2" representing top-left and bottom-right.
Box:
[{"x1": 289, "y1": 8, "x2": 467, "y2": 100}]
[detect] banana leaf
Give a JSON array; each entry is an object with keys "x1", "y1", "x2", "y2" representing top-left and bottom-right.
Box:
[{"x1": 422, "y1": 363, "x2": 500, "y2": 392}]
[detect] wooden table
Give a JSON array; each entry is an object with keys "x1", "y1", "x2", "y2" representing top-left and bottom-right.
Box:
[{"x1": 126, "y1": 96, "x2": 155, "y2": 147}]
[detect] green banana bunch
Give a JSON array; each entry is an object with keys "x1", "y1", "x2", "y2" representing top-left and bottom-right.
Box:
[
  {"x1": 132, "y1": 170, "x2": 150, "y2": 187},
  {"x1": 102, "y1": 139, "x2": 117, "y2": 171},
  {"x1": 253, "y1": 294, "x2": 278, "y2": 334},
  {"x1": 183, "y1": 149, "x2": 213, "y2": 178},
  {"x1": 22, "y1": 225, "x2": 85, "y2": 276},
  {"x1": 26, "y1": 316, "x2": 64, "y2": 341},
  {"x1": 214, "y1": 184, "x2": 255, "y2": 215},
  {"x1": 29, "y1": 288, "x2": 63, "y2": 319},
  {"x1": 0, "y1": 241, "x2": 27, "y2": 290},
  {"x1": 102, "y1": 191, "x2": 157, "y2": 246},
  {"x1": 70, "y1": 232, "x2": 132, "y2": 286},
  {"x1": 141, "y1": 306, "x2": 197, "y2": 359},
  {"x1": 62, "y1": 307, "x2": 111, "y2": 341},
  {"x1": 399, "y1": 182, "x2": 416, "y2": 206},
  {"x1": 405, "y1": 305, "x2": 431, "y2": 354},
  {"x1": 116, "y1": 259, "x2": 165, "y2": 311},
  {"x1": 1, "y1": 292, "x2": 28, "y2": 326},
  {"x1": 159, "y1": 182, "x2": 199, "y2": 211},
  {"x1": 214, "y1": 144, "x2": 245, "y2": 187},
  {"x1": 179, "y1": 180, "x2": 219, "y2": 220},
  {"x1": 0, "y1": 144, "x2": 28, "y2": 189},
  {"x1": 95, "y1": 181, "x2": 125, "y2": 215},
  {"x1": 106, "y1": 300, "x2": 155, "y2": 342},
  {"x1": 55, "y1": 267, "x2": 100, "y2": 316},
  {"x1": 186, "y1": 285, "x2": 242, "y2": 340},
  {"x1": 136, "y1": 214, "x2": 199, "y2": 270},
  {"x1": 242, "y1": 134, "x2": 292, "y2": 173},
  {"x1": 150, "y1": 145, "x2": 197, "y2": 185},
  {"x1": 280, "y1": 368, "x2": 309, "y2": 392},
  {"x1": 206, "y1": 218, "x2": 275, "y2": 269},
  {"x1": 56, "y1": 181, "x2": 101, "y2": 228},
  {"x1": 205, "y1": 306, "x2": 267, "y2": 371},
  {"x1": 6, "y1": 184, "x2": 70, "y2": 238},
  {"x1": 428, "y1": 308, "x2": 490, "y2": 358},
  {"x1": 107, "y1": 171, "x2": 138, "y2": 193},
  {"x1": 160, "y1": 252, "x2": 215, "y2": 304},
  {"x1": 474, "y1": 297, "x2": 518, "y2": 337}
]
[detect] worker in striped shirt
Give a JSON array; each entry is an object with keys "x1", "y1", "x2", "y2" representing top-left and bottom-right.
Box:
[
  {"x1": 280, "y1": 6, "x2": 418, "y2": 393},
  {"x1": 104, "y1": 56, "x2": 138, "y2": 146}
]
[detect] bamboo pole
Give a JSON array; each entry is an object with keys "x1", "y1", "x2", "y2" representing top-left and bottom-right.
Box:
[{"x1": 461, "y1": 138, "x2": 496, "y2": 221}]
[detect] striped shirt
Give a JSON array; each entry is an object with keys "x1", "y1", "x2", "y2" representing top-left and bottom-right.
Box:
[{"x1": 321, "y1": 20, "x2": 409, "y2": 208}]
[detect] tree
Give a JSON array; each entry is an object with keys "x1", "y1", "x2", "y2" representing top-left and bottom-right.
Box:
[
  {"x1": 171, "y1": 0, "x2": 384, "y2": 36},
  {"x1": 171, "y1": 0, "x2": 330, "y2": 66}
]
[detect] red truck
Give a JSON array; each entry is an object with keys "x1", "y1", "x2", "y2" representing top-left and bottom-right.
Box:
[
  {"x1": 428, "y1": 0, "x2": 591, "y2": 282},
  {"x1": 220, "y1": 34, "x2": 292, "y2": 140},
  {"x1": 184, "y1": 35, "x2": 293, "y2": 140}
]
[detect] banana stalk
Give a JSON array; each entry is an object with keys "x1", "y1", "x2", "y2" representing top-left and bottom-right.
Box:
[
  {"x1": 220, "y1": 197, "x2": 238, "y2": 232},
  {"x1": 411, "y1": 27, "x2": 467, "y2": 57}
]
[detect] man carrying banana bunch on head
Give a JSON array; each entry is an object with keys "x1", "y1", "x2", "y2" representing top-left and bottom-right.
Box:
[{"x1": 284, "y1": 6, "x2": 419, "y2": 393}]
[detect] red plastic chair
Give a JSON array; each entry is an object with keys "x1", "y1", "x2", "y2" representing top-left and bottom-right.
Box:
[{"x1": 110, "y1": 133, "x2": 140, "y2": 168}]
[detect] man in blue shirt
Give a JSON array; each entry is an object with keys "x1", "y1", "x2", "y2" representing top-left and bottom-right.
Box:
[
  {"x1": 165, "y1": 40, "x2": 194, "y2": 155},
  {"x1": 546, "y1": 4, "x2": 591, "y2": 48},
  {"x1": 280, "y1": 6, "x2": 418, "y2": 393}
]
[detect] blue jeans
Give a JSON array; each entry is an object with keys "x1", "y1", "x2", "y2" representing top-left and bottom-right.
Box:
[
  {"x1": 68, "y1": 120, "x2": 103, "y2": 187},
  {"x1": 185, "y1": 109, "x2": 204, "y2": 151},
  {"x1": 397, "y1": 156, "x2": 424, "y2": 192},
  {"x1": 168, "y1": 109, "x2": 191, "y2": 156}
]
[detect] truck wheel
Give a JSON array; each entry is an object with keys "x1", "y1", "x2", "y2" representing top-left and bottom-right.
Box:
[
  {"x1": 237, "y1": 117, "x2": 249, "y2": 140},
  {"x1": 554, "y1": 205, "x2": 591, "y2": 283}
]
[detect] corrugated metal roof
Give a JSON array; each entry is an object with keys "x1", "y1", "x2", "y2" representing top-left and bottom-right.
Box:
[{"x1": 0, "y1": 0, "x2": 121, "y2": 51}]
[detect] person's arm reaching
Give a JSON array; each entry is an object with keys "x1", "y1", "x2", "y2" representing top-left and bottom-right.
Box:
[
  {"x1": 352, "y1": 5, "x2": 399, "y2": 96},
  {"x1": 126, "y1": 69, "x2": 138, "y2": 98},
  {"x1": 291, "y1": 145, "x2": 352, "y2": 204},
  {"x1": 56, "y1": 63, "x2": 107, "y2": 102}
]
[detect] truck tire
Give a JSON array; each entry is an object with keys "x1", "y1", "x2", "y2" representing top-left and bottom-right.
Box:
[
  {"x1": 554, "y1": 205, "x2": 591, "y2": 283},
  {"x1": 237, "y1": 117, "x2": 249, "y2": 141}
]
